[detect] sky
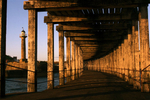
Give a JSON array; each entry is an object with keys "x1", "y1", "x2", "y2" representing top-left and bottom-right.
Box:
[
  {"x1": 6, "y1": 0, "x2": 65, "y2": 61},
  {"x1": 6, "y1": 0, "x2": 150, "y2": 61}
]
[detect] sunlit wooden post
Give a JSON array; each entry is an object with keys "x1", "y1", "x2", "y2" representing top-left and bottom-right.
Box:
[
  {"x1": 139, "y1": 4, "x2": 149, "y2": 92},
  {"x1": 117, "y1": 47, "x2": 119, "y2": 77},
  {"x1": 57, "y1": 25, "x2": 65, "y2": 85},
  {"x1": 28, "y1": 10, "x2": 37, "y2": 92},
  {"x1": 120, "y1": 45, "x2": 122, "y2": 78},
  {"x1": 132, "y1": 20, "x2": 136, "y2": 89},
  {"x1": 75, "y1": 44, "x2": 79, "y2": 78},
  {"x1": 134, "y1": 20, "x2": 140, "y2": 89},
  {"x1": 66, "y1": 36, "x2": 71, "y2": 82},
  {"x1": 124, "y1": 35, "x2": 128, "y2": 81},
  {"x1": 122, "y1": 43, "x2": 125, "y2": 80},
  {"x1": 0, "y1": 0, "x2": 7, "y2": 97},
  {"x1": 78, "y1": 46, "x2": 81, "y2": 76},
  {"x1": 47, "y1": 22, "x2": 54, "y2": 89},
  {"x1": 81, "y1": 50, "x2": 83, "y2": 75},
  {"x1": 71, "y1": 41, "x2": 75, "y2": 80},
  {"x1": 128, "y1": 29, "x2": 133, "y2": 85}
]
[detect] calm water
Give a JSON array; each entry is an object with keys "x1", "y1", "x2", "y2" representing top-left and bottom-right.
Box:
[{"x1": 6, "y1": 73, "x2": 59, "y2": 94}]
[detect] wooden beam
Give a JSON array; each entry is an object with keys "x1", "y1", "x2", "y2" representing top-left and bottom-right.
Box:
[
  {"x1": 24, "y1": 0, "x2": 150, "y2": 11},
  {"x1": 80, "y1": 44, "x2": 99, "y2": 47},
  {"x1": 64, "y1": 31, "x2": 125, "y2": 37},
  {"x1": 45, "y1": 14, "x2": 133, "y2": 23},
  {"x1": 65, "y1": 32, "x2": 95, "y2": 37},
  {"x1": 56, "y1": 25, "x2": 128, "y2": 31},
  {"x1": 70, "y1": 37, "x2": 122, "y2": 41},
  {"x1": 74, "y1": 41, "x2": 118, "y2": 45}
]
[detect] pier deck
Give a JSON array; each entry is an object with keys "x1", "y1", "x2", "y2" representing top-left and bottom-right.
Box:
[{"x1": 2, "y1": 70, "x2": 150, "y2": 100}]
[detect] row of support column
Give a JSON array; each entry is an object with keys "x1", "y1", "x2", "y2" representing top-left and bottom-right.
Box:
[
  {"x1": 85, "y1": 5, "x2": 150, "y2": 92},
  {"x1": 27, "y1": 11, "x2": 84, "y2": 92},
  {"x1": 49, "y1": 26, "x2": 84, "y2": 86},
  {"x1": 0, "y1": 7, "x2": 84, "y2": 96},
  {"x1": 0, "y1": 3, "x2": 149, "y2": 98}
]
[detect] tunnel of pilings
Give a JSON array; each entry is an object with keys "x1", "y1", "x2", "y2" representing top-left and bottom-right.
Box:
[{"x1": 1, "y1": 0, "x2": 150, "y2": 97}]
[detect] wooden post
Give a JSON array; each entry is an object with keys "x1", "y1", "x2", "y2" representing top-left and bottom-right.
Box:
[
  {"x1": 78, "y1": 46, "x2": 81, "y2": 76},
  {"x1": 119, "y1": 46, "x2": 121, "y2": 77},
  {"x1": 59, "y1": 28, "x2": 64, "y2": 85},
  {"x1": 71, "y1": 41, "x2": 75, "y2": 80},
  {"x1": 128, "y1": 29, "x2": 133, "y2": 85},
  {"x1": 139, "y1": 4, "x2": 149, "y2": 92},
  {"x1": 117, "y1": 47, "x2": 119, "y2": 77},
  {"x1": 134, "y1": 20, "x2": 140, "y2": 89},
  {"x1": 47, "y1": 23, "x2": 54, "y2": 89},
  {"x1": 113, "y1": 49, "x2": 116, "y2": 75},
  {"x1": 66, "y1": 37, "x2": 71, "y2": 82},
  {"x1": 124, "y1": 35, "x2": 128, "y2": 81},
  {"x1": 121, "y1": 43, "x2": 125, "y2": 79},
  {"x1": 0, "y1": 0, "x2": 7, "y2": 97},
  {"x1": 75, "y1": 44, "x2": 78, "y2": 78},
  {"x1": 80, "y1": 50, "x2": 83, "y2": 75},
  {"x1": 28, "y1": 10, "x2": 37, "y2": 92},
  {"x1": 132, "y1": 20, "x2": 136, "y2": 89}
]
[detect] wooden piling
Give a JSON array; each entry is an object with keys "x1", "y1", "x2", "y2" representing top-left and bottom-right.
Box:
[
  {"x1": 0, "y1": 0, "x2": 7, "y2": 97},
  {"x1": 139, "y1": 4, "x2": 149, "y2": 92},
  {"x1": 47, "y1": 23, "x2": 54, "y2": 89},
  {"x1": 71, "y1": 41, "x2": 75, "y2": 80},
  {"x1": 59, "y1": 28, "x2": 64, "y2": 85},
  {"x1": 27, "y1": 10, "x2": 37, "y2": 92},
  {"x1": 66, "y1": 37, "x2": 71, "y2": 82}
]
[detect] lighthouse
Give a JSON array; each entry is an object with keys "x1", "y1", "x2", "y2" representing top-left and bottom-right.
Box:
[{"x1": 20, "y1": 28, "x2": 27, "y2": 62}]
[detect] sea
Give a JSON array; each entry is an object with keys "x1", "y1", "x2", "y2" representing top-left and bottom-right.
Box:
[{"x1": 5, "y1": 73, "x2": 59, "y2": 94}]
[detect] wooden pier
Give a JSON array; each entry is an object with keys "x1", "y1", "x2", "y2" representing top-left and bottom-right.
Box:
[
  {"x1": 1, "y1": 0, "x2": 150, "y2": 98},
  {"x1": 1, "y1": 70, "x2": 150, "y2": 100}
]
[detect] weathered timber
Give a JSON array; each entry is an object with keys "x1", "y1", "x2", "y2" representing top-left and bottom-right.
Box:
[
  {"x1": 24, "y1": 0, "x2": 150, "y2": 11},
  {"x1": 65, "y1": 32, "x2": 95, "y2": 37},
  {"x1": 134, "y1": 20, "x2": 140, "y2": 89},
  {"x1": 71, "y1": 41, "x2": 75, "y2": 80},
  {"x1": 47, "y1": 23, "x2": 54, "y2": 89},
  {"x1": 79, "y1": 44, "x2": 99, "y2": 47},
  {"x1": 59, "y1": 29, "x2": 64, "y2": 85},
  {"x1": 75, "y1": 44, "x2": 79, "y2": 78},
  {"x1": 56, "y1": 25, "x2": 128, "y2": 31},
  {"x1": 45, "y1": 14, "x2": 133, "y2": 23},
  {"x1": 139, "y1": 5, "x2": 149, "y2": 92},
  {"x1": 0, "y1": 0, "x2": 7, "y2": 97},
  {"x1": 64, "y1": 31, "x2": 124, "y2": 37},
  {"x1": 28, "y1": 10, "x2": 37, "y2": 92},
  {"x1": 70, "y1": 37, "x2": 122, "y2": 41},
  {"x1": 66, "y1": 37, "x2": 71, "y2": 82}
]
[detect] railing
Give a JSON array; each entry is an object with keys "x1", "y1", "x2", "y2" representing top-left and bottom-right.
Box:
[
  {"x1": 140, "y1": 64, "x2": 150, "y2": 92},
  {"x1": 85, "y1": 65, "x2": 150, "y2": 92},
  {"x1": 1, "y1": 64, "x2": 84, "y2": 94}
]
